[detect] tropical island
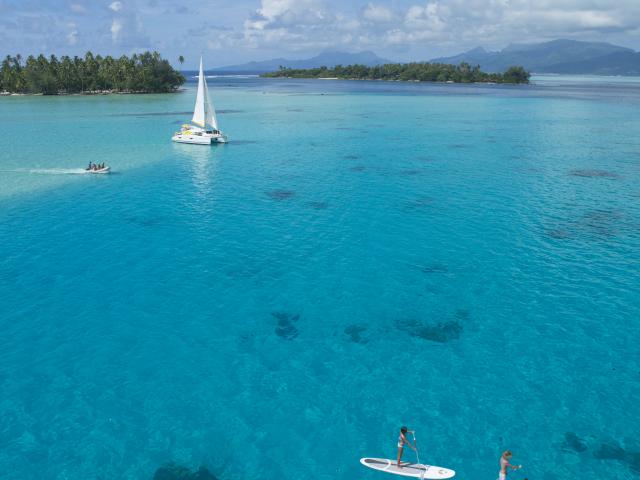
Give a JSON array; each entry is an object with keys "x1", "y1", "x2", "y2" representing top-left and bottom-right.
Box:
[
  {"x1": 0, "y1": 51, "x2": 185, "y2": 95},
  {"x1": 262, "y1": 62, "x2": 530, "y2": 84}
]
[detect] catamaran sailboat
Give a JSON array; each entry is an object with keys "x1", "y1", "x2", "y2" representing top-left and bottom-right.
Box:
[{"x1": 172, "y1": 56, "x2": 227, "y2": 145}]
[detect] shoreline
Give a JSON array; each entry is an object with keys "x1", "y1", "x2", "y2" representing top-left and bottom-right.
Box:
[
  {"x1": 0, "y1": 88, "x2": 185, "y2": 97},
  {"x1": 260, "y1": 63, "x2": 530, "y2": 84},
  {"x1": 261, "y1": 76, "x2": 523, "y2": 85}
]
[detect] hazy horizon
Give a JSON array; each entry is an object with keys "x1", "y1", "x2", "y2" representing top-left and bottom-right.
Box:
[{"x1": 1, "y1": 0, "x2": 639, "y2": 68}]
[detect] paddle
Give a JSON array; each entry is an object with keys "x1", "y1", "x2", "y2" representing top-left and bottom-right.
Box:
[
  {"x1": 410, "y1": 430, "x2": 424, "y2": 479},
  {"x1": 409, "y1": 432, "x2": 418, "y2": 461}
]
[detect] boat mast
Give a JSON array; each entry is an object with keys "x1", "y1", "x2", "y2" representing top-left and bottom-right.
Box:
[
  {"x1": 191, "y1": 55, "x2": 218, "y2": 132},
  {"x1": 192, "y1": 56, "x2": 206, "y2": 129}
]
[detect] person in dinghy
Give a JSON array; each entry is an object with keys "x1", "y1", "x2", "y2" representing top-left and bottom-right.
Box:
[
  {"x1": 397, "y1": 426, "x2": 417, "y2": 467},
  {"x1": 86, "y1": 162, "x2": 107, "y2": 171}
]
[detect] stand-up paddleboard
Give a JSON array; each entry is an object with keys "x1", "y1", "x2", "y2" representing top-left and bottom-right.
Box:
[{"x1": 360, "y1": 458, "x2": 455, "y2": 479}]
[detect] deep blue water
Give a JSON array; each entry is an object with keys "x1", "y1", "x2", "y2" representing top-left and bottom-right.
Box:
[{"x1": 1, "y1": 76, "x2": 639, "y2": 480}]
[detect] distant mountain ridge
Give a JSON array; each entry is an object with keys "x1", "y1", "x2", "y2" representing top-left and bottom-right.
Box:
[
  {"x1": 211, "y1": 40, "x2": 640, "y2": 76},
  {"x1": 430, "y1": 39, "x2": 640, "y2": 75},
  {"x1": 213, "y1": 50, "x2": 392, "y2": 72}
]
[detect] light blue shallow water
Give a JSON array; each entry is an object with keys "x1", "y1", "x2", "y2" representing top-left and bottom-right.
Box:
[{"x1": 1, "y1": 75, "x2": 639, "y2": 480}]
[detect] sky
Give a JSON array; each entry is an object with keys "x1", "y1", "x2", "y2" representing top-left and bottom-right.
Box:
[{"x1": 1, "y1": 0, "x2": 640, "y2": 68}]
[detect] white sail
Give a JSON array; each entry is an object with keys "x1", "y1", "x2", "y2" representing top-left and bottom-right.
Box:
[
  {"x1": 192, "y1": 56, "x2": 218, "y2": 130},
  {"x1": 203, "y1": 74, "x2": 218, "y2": 130},
  {"x1": 192, "y1": 57, "x2": 206, "y2": 127}
]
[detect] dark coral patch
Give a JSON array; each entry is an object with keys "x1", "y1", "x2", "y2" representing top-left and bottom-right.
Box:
[
  {"x1": 548, "y1": 208, "x2": 627, "y2": 240},
  {"x1": 590, "y1": 440, "x2": 640, "y2": 475},
  {"x1": 343, "y1": 154, "x2": 361, "y2": 160},
  {"x1": 350, "y1": 166, "x2": 366, "y2": 172},
  {"x1": 628, "y1": 452, "x2": 640, "y2": 474},
  {"x1": 425, "y1": 321, "x2": 463, "y2": 342},
  {"x1": 421, "y1": 263, "x2": 448, "y2": 274},
  {"x1": 562, "y1": 432, "x2": 588, "y2": 453},
  {"x1": 266, "y1": 189, "x2": 296, "y2": 200},
  {"x1": 275, "y1": 322, "x2": 298, "y2": 340},
  {"x1": 569, "y1": 169, "x2": 619, "y2": 179},
  {"x1": 396, "y1": 318, "x2": 463, "y2": 343},
  {"x1": 593, "y1": 440, "x2": 626, "y2": 460},
  {"x1": 405, "y1": 196, "x2": 435, "y2": 209},
  {"x1": 581, "y1": 209, "x2": 624, "y2": 237},
  {"x1": 344, "y1": 324, "x2": 368, "y2": 344},
  {"x1": 400, "y1": 169, "x2": 422, "y2": 176},
  {"x1": 546, "y1": 228, "x2": 572, "y2": 239},
  {"x1": 272, "y1": 312, "x2": 300, "y2": 340},
  {"x1": 238, "y1": 331, "x2": 256, "y2": 345}
]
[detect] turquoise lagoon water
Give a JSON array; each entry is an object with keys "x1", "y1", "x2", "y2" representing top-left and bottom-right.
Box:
[{"x1": 1, "y1": 75, "x2": 639, "y2": 480}]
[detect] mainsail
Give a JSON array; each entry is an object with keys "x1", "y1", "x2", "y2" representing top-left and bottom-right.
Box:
[{"x1": 192, "y1": 56, "x2": 218, "y2": 130}]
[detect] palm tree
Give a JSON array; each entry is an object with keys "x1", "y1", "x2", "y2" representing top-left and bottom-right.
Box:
[{"x1": 0, "y1": 50, "x2": 186, "y2": 94}]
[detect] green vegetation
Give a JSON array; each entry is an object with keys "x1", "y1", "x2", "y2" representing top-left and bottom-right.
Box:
[
  {"x1": 262, "y1": 62, "x2": 530, "y2": 84},
  {"x1": 0, "y1": 51, "x2": 185, "y2": 95}
]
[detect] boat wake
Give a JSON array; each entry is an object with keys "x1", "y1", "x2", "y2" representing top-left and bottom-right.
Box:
[{"x1": 2, "y1": 168, "x2": 93, "y2": 175}]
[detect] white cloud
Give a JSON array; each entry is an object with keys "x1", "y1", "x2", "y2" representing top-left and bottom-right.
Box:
[
  {"x1": 337, "y1": 17, "x2": 361, "y2": 32},
  {"x1": 70, "y1": 4, "x2": 87, "y2": 14},
  {"x1": 207, "y1": 39, "x2": 221, "y2": 50},
  {"x1": 246, "y1": 0, "x2": 333, "y2": 30},
  {"x1": 507, "y1": 9, "x2": 622, "y2": 30},
  {"x1": 66, "y1": 22, "x2": 78, "y2": 45},
  {"x1": 105, "y1": 0, "x2": 151, "y2": 49},
  {"x1": 241, "y1": 0, "x2": 340, "y2": 51},
  {"x1": 2, "y1": 0, "x2": 640, "y2": 64},
  {"x1": 404, "y1": 2, "x2": 447, "y2": 31},
  {"x1": 362, "y1": 3, "x2": 395, "y2": 23},
  {"x1": 110, "y1": 19, "x2": 123, "y2": 42},
  {"x1": 195, "y1": 0, "x2": 636, "y2": 59}
]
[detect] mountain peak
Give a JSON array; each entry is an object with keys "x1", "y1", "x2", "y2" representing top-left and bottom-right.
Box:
[
  {"x1": 465, "y1": 46, "x2": 488, "y2": 55},
  {"x1": 431, "y1": 39, "x2": 638, "y2": 74},
  {"x1": 504, "y1": 38, "x2": 633, "y2": 53}
]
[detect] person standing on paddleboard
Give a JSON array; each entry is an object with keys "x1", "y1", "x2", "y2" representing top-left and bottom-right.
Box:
[
  {"x1": 498, "y1": 450, "x2": 522, "y2": 480},
  {"x1": 396, "y1": 426, "x2": 416, "y2": 467}
]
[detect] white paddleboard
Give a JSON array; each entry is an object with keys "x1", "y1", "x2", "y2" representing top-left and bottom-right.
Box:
[{"x1": 360, "y1": 458, "x2": 455, "y2": 479}]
